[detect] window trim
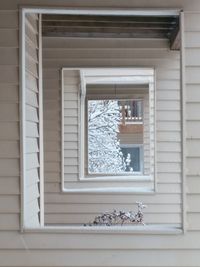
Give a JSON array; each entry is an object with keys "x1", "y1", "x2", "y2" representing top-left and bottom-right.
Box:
[
  {"x1": 20, "y1": 7, "x2": 186, "y2": 234},
  {"x1": 84, "y1": 96, "x2": 146, "y2": 178},
  {"x1": 61, "y1": 68, "x2": 156, "y2": 192},
  {"x1": 78, "y1": 68, "x2": 155, "y2": 182}
]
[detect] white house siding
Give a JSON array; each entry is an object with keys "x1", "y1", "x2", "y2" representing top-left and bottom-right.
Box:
[
  {"x1": 0, "y1": 0, "x2": 199, "y2": 266},
  {"x1": 185, "y1": 12, "x2": 200, "y2": 230},
  {"x1": 0, "y1": 9, "x2": 20, "y2": 231},
  {"x1": 43, "y1": 37, "x2": 181, "y2": 225},
  {"x1": 61, "y1": 69, "x2": 80, "y2": 182}
]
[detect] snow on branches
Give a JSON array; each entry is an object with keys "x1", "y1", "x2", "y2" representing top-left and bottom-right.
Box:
[{"x1": 88, "y1": 99, "x2": 127, "y2": 174}]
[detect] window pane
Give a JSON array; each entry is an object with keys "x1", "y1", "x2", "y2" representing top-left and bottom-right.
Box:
[
  {"x1": 120, "y1": 146, "x2": 142, "y2": 172},
  {"x1": 87, "y1": 97, "x2": 147, "y2": 175}
]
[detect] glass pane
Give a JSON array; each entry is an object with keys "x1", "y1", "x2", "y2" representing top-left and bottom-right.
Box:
[
  {"x1": 87, "y1": 97, "x2": 148, "y2": 175},
  {"x1": 120, "y1": 146, "x2": 141, "y2": 172}
]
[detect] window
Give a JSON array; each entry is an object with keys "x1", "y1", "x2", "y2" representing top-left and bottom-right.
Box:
[
  {"x1": 21, "y1": 7, "x2": 184, "y2": 231},
  {"x1": 85, "y1": 85, "x2": 148, "y2": 177},
  {"x1": 62, "y1": 68, "x2": 155, "y2": 192}
]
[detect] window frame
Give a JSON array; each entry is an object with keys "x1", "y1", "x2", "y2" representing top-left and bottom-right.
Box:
[
  {"x1": 20, "y1": 7, "x2": 186, "y2": 234},
  {"x1": 78, "y1": 68, "x2": 156, "y2": 182},
  {"x1": 84, "y1": 88, "x2": 147, "y2": 178},
  {"x1": 61, "y1": 68, "x2": 156, "y2": 193}
]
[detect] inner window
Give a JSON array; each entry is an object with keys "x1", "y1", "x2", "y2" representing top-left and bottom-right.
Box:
[{"x1": 86, "y1": 83, "x2": 151, "y2": 177}]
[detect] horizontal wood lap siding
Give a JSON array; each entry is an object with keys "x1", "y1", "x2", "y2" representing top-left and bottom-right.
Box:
[
  {"x1": 24, "y1": 13, "x2": 40, "y2": 227},
  {"x1": 63, "y1": 70, "x2": 80, "y2": 181},
  {"x1": 185, "y1": 12, "x2": 200, "y2": 231},
  {"x1": 43, "y1": 36, "x2": 182, "y2": 226},
  {"x1": 0, "y1": 9, "x2": 20, "y2": 231},
  {"x1": 1, "y1": 2, "x2": 200, "y2": 267}
]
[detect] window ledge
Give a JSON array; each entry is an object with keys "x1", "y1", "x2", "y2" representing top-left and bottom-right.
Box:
[
  {"x1": 79, "y1": 175, "x2": 153, "y2": 182},
  {"x1": 24, "y1": 224, "x2": 183, "y2": 235}
]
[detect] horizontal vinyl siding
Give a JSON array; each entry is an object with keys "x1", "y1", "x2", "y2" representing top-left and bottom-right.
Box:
[
  {"x1": 0, "y1": 2, "x2": 200, "y2": 267},
  {"x1": 185, "y1": 12, "x2": 200, "y2": 232},
  {"x1": 0, "y1": 9, "x2": 20, "y2": 232},
  {"x1": 43, "y1": 36, "x2": 181, "y2": 226},
  {"x1": 62, "y1": 70, "x2": 80, "y2": 182}
]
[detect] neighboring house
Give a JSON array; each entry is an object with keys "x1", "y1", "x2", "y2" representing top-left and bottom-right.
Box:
[{"x1": 0, "y1": 1, "x2": 200, "y2": 266}]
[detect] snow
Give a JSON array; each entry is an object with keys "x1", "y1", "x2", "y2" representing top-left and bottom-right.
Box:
[{"x1": 88, "y1": 99, "x2": 129, "y2": 174}]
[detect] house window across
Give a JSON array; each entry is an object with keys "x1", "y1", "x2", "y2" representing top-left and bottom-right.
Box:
[{"x1": 120, "y1": 99, "x2": 143, "y2": 124}]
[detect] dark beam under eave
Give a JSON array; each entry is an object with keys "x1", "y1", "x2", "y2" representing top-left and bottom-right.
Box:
[
  {"x1": 42, "y1": 14, "x2": 178, "y2": 24},
  {"x1": 170, "y1": 23, "x2": 180, "y2": 50},
  {"x1": 43, "y1": 20, "x2": 174, "y2": 29},
  {"x1": 42, "y1": 28, "x2": 168, "y2": 39},
  {"x1": 42, "y1": 14, "x2": 180, "y2": 49}
]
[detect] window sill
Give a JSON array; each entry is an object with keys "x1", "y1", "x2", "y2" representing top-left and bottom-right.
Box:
[
  {"x1": 62, "y1": 187, "x2": 155, "y2": 194},
  {"x1": 79, "y1": 175, "x2": 153, "y2": 182},
  {"x1": 24, "y1": 224, "x2": 183, "y2": 235}
]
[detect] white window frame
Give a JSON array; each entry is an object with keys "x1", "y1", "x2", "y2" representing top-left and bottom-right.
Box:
[
  {"x1": 77, "y1": 68, "x2": 155, "y2": 182},
  {"x1": 20, "y1": 6, "x2": 186, "y2": 234},
  {"x1": 61, "y1": 68, "x2": 157, "y2": 194}
]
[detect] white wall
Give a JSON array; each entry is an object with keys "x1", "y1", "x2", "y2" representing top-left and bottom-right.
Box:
[{"x1": 0, "y1": 0, "x2": 200, "y2": 266}]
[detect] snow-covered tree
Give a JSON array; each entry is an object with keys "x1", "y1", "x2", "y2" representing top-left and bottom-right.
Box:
[{"x1": 88, "y1": 99, "x2": 126, "y2": 174}]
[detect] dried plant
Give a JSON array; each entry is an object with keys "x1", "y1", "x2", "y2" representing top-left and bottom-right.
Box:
[{"x1": 85, "y1": 202, "x2": 147, "y2": 226}]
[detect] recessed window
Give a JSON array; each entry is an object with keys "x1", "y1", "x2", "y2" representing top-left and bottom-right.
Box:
[
  {"x1": 62, "y1": 68, "x2": 155, "y2": 192},
  {"x1": 81, "y1": 68, "x2": 155, "y2": 180},
  {"x1": 21, "y1": 7, "x2": 184, "y2": 230}
]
